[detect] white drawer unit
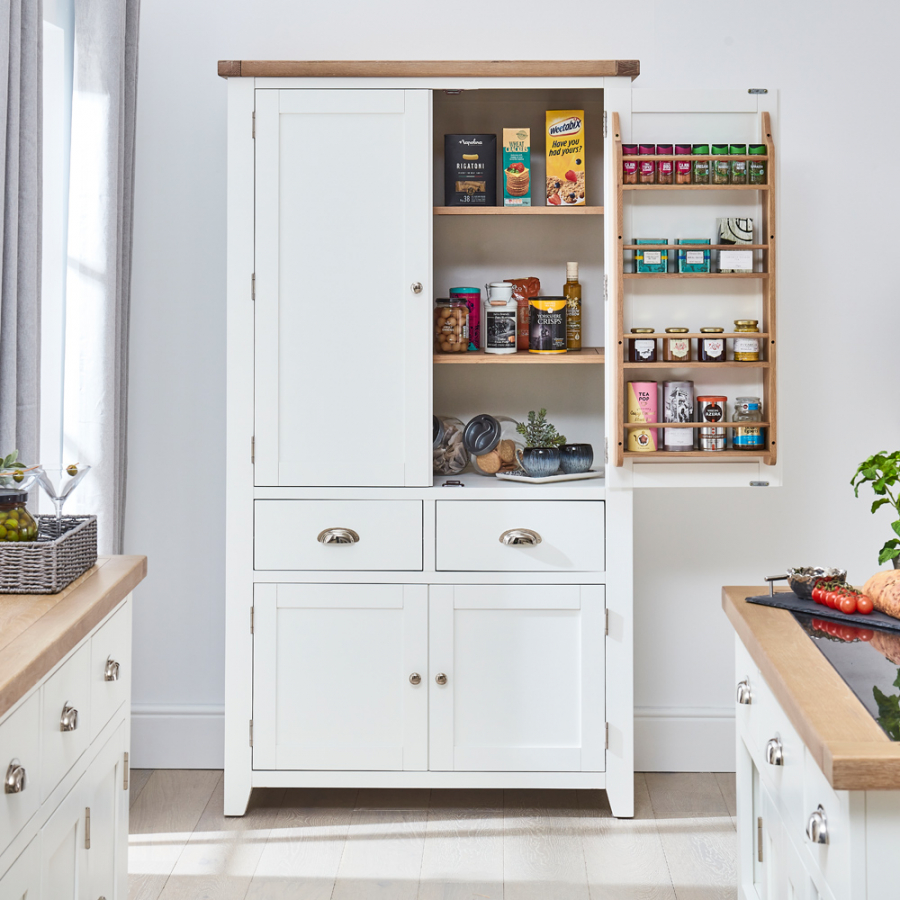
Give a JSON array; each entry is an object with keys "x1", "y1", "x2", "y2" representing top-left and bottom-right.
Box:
[
  {"x1": 0, "y1": 835, "x2": 39, "y2": 899},
  {"x1": 90, "y1": 602, "x2": 132, "y2": 742},
  {"x1": 0, "y1": 693, "x2": 40, "y2": 856},
  {"x1": 254, "y1": 500, "x2": 423, "y2": 571},
  {"x1": 436, "y1": 501, "x2": 605, "y2": 573}
]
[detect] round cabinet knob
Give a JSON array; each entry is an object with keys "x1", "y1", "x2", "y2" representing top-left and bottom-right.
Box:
[
  {"x1": 4, "y1": 759, "x2": 26, "y2": 794},
  {"x1": 60, "y1": 702, "x2": 79, "y2": 732},
  {"x1": 499, "y1": 528, "x2": 542, "y2": 547},
  {"x1": 806, "y1": 804, "x2": 829, "y2": 845},
  {"x1": 736, "y1": 678, "x2": 752, "y2": 705},
  {"x1": 411, "y1": 282, "x2": 424, "y2": 294},
  {"x1": 104, "y1": 657, "x2": 120, "y2": 682},
  {"x1": 317, "y1": 528, "x2": 360, "y2": 545},
  {"x1": 435, "y1": 673, "x2": 448, "y2": 686},
  {"x1": 765, "y1": 736, "x2": 784, "y2": 766},
  {"x1": 409, "y1": 673, "x2": 421, "y2": 685}
]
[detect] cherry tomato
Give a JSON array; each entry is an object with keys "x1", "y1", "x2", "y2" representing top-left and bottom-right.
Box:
[
  {"x1": 840, "y1": 626, "x2": 857, "y2": 641},
  {"x1": 812, "y1": 585, "x2": 825, "y2": 604},
  {"x1": 858, "y1": 629, "x2": 874, "y2": 642},
  {"x1": 812, "y1": 618, "x2": 825, "y2": 631},
  {"x1": 839, "y1": 594, "x2": 858, "y2": 615},
  {"x1": 826, "y1": 591, "x2": 841, "y2": 609},
  {"x1": 857, "y1": 595, "x2": 874, "y2": 615}
]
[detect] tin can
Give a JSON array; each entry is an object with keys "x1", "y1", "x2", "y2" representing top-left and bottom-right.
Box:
[
  {"x1": 529, "y1": 297, "x2": 567, "y2": 353},
  {"x1": 627, "y1": 382, "x2": 658, "y2": 452},
  {"x1": 697, "y1": 395, "x2": 727, "y2": 451},
  {"x1": 662, "y1": 381, "x2": 694, "y2": 452},
  {"x1": 449, "y1": 287, "x2": 481, "y2": 350}
]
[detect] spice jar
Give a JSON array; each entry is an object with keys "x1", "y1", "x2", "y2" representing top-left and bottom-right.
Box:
[
  {"x1": 433, "y1": 416, "x2": 468, "y2": 475},
  {"x1": 657, "y1": 143, "x2": 674, "y2": 185},
  {"x1": 729, "y1": 143, "x2": 748, "y2": 184},
  {"x1": 749, "y1": 144, "x2": 767, "y2": 185},
  {"x1": 0, "y1": 492, "x2": 38, "y2": 542},
  {"x1": 733, "y1": 320, "x2": 760, "y2": 361},
  {"x1": 663, "y1": 327, "x2": 692, "y2": 363},
  {"x1": 692, "y1": 144, "x2": 710, "y2": 184},
  {"x1": 711, "y1": 144, "x2": 730, "y2": 185},
  {"x1": 434, "y1": 300, "x2": 469, "y2": 353},
  {"x1": 629, "y1": 328, "x2": 657, "y2": 362},
  {"x1": 639, "y1": 144, "x2": 656, "y2": 184},
  {"x1": 675, "y1": 144, "x2": 692, "y2": 184},
  {"x1": 622, "y1": 144, "x2": 638, "y2": 184},
  {"x1": 733, "y1": 397, "x2": 764, "y2": 450},
  {"x1": 698, "y1": 327, "x2": 726, "y2": 362},
  {"x1": 462, "y1": 414, "x2": 523, "y2": 476}
]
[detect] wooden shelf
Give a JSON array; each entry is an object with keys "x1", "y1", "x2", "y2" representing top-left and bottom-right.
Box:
[
  {"x1": 623, "y1": 450, "x2": 769, "y2": 459},
  {"x1": 622, "y1": 361, "x2": 768, "y2": 369},
  {"x1": 433, "y1": 206, "x2": 603, "y2": 216},
  {"x1": 622, "y1": 184, "x2": 769, "y2": 191},
  {"x1": 623, "y1": 422, "x2": 771, "y2": 429},
  {"x1": 621, "y1": 155, "x2": 768, "y2": 162},
  {"x1": 622, "y1": 333, "x2": 770, "y2": 340},
  {"x1": 623, "y1": 244, "x2": 768, "y2": 251},
  {"x1": 434, "y1": 348, "x2": 605, "y2": 364},
  {"x1": 623, "y1": 272, "x2": 768, "y2": 279}
]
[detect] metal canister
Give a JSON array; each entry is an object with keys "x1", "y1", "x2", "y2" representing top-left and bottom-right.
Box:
[
  {"x1": 662, "y1": 381, "x2": 694, "y2": 452},
  {"x1": 697, "y1": 395, "x2": 727, "y2": 451}
]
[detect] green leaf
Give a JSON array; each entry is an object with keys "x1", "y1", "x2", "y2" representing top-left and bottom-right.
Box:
[
  {"x1": 864, "y1": 467, "x2": 879, "y2": 481},
  {"x1": 893, "y1": 521, "x2": 900, "y2": 539},
  {"x1": 878, "y1": 541, "x2": 900, "y2": 565},
  {"x1": 873, "y1": 684, "x2": 900, "y2": 741},
  {"x1": 893, "y1": 668, "x2": 900, "y2": 692},
  {"x1": 872, "y1": 497, "x2": 892, "y2": 514}
]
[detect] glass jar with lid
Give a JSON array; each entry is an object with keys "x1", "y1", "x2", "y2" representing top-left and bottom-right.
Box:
[
  {"x1": 711, "y1": 144, "x2": 730, "y2": 184},
  {"x1": 698, "y1": 327, "x2": 726, "y2": 362},
  {"x1": 733, "y1": 397, "x2": 764, "y2": 451},
  {"x1": 629, "y1": 328, "x2": 657, "y2": 362},
  {"x1": 0, "y1": 492, "x2": 38, "y2": 542},
  {"x1": 663, "y1": 327, "x2": 692, "y2": 363},
  {"x1": 434, "y1": 299, "x2": 469, "y2": 354},
  {"x1": 433, "y1": 415, "x2": 468, "y2": 475},
  {"x1": 462, "y1": 414, "x2": 523, "y2": 476},
  {"x1": 729, "y1": 143, "x2": 748, "y2": 184},
  {"x1": 733, "y1": 320, "x2": 761, "y2": 361}
]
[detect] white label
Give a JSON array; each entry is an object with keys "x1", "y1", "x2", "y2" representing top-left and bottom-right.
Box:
[
  {"x1": 685, "y1": 251, "x2": 705, "y2": 264},
  {"x1": 634, "y1": 339, "x2": 655, "y2": 358},
  {"x1": 643, "y1": 251, "x2": 662, "y2": 265},
  {"x1": 702, "y1": 339, "x2": 724, "y2": 356},
  {"x1": 734, "y1": 337, "x2": 759, "y2": 354},
  {"x1": 664, "y1": 427, "x2": 694, "y2": 448},
  {"x1": 669, "y1": 339, "x2": 689, "y2": 358},
  {"x1": 719, "y1": 250, "x2": 753, "y2": 271}
]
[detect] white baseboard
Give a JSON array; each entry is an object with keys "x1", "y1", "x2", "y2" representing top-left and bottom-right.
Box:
[
  {"x1": 131, "y1": 704, "x2": 225, "y2": 769},
  {"x1": 635, "y1": 706, "x2": 735, "y2": 772}
]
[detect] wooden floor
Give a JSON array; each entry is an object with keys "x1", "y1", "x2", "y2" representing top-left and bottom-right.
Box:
[{"x1": 128, "y1": 770, "x2": 737, "y2": 900}]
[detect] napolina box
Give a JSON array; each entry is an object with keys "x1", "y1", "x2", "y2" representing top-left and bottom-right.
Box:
[
  {"x1": 546, "y1": 110, "x2": 585, "y2": 206},
  {"x1": 444, "y1": 134, "x2": 497, "y2": 206}
]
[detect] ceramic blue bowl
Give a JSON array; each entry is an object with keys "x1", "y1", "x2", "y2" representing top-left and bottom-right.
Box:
[
  {"x1": 559, "y1": 443, "x2": 594, "y2": 474},
  {"x1": 520, "y1": 447, "x2": 560, "y2": 478}
]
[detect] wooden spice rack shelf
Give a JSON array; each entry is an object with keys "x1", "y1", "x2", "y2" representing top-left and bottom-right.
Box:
[
  {"x1": 622, "y1": 333, "x2": 770, "y2": 340},
  {"x1": 434, "y1": 348, "x2": 605, "y2": 364},
  {"x1": 622, "y1": 450, "x2": 769, "y2": 459},
  {"x1": 622, "y1": 184, "x2": 769, "y2": 191},
  {"x1": 623, "y1": 273, "x2": 768, "y2": 280},
  {"x1": 621, "y1": 154, "x2": 768, "y2": 162},
  {"x1": 623, "y1": 422, "x2": 771, "y2": 429},
  {"x1": 622, "y1": 245, "x2": 768, "y2": 251},
  {"x1": 622, "y1": 361, "x2": 769, "y2": 369},
  {"x1": 433, "y1": 207, "x2": 603, "y2": 216}
]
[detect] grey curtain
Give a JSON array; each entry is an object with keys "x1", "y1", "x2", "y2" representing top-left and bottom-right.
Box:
[
  {"x1": 63, "y1": 0, "x2": 139, "y2": 553},
  {"x1": 0, "y1": 0, "x2": 42, "y2": 465}
]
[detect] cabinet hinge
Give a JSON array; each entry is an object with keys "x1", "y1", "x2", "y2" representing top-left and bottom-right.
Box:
[
  {"x1": 603, "y1": 274, "x2": 608, "y2": 304},
  {"x1": 251, "y1": 273, "x2": 256, "y2": 301},
  {"x1": 251, "y1": 436, "x2": 255, "y2": 464},
  {"x1": 604, "y1": 437, "x2": 609, "y2": 465},
  {"x1": 605, "y1": 723, "x2": 609, "y2": 750},
  {"x1": 605, "y1": 608, "x2": 609, "y2": 636},
  {"x1": 85, "y1": 807, "x2": 91, "y2": 849},
  {"x1": 124, "y1": 751, "x2": 129, "y2": 790},
  {"x1": 757, "y1": 816, "x2": 764, "y2": 861},
  {"x1": 252, "y1": 110, "x2": 256, "y2": 139},
  {"x1": 603, "y1": 110, "x2": 608, "y2": 139},
  {"x1": 251, "y1": 606, "x2": 254, "y2": 634},
  {"x1": 249, "y1": 720, "x2": 254, "y2": 747}
]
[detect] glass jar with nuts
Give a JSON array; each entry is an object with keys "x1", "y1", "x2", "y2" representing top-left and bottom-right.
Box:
[{"x1": 434, "y1": 299, "x2": 469, "y2": 353}]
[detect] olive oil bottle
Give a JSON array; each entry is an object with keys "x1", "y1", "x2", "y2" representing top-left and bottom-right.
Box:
[{"x1": 564, "y1": 261, "x2": 582, "y2": 350}]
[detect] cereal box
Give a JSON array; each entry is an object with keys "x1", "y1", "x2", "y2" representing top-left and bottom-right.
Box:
[
  {"x1": 546, "y1": 110, "x2": 585, "y2": 206},
  {"x1": 502, "y1": 128, "x2": 531, "y2": 207}
]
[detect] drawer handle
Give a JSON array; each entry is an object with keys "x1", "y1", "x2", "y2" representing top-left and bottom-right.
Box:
[
  {"x1": 409, "y1": 673, "x2": 421, "y2": 685},
  {"x1": 105, "y1": 657, "x2": 120, "y2": 682},
  {"x1": 4, "y1": 759, "x2": 26, "y2": 794},
  {"x1": 765, "y1": 736, "x2": 784, "y2": 766},
  {"x1": 317, "y1": 528, "x2": 360, "y2": 545},
  {"x1": 60, "y1": 702, "x2": 79, "y2": 732},
  {"x1": 806, "y1": 804, "x2": 829, "y2": 845},
  {"x1": 435, "y1": 673, "x2": 448, "y2": 686},
  {"x1": 499, "y1": 528, "x2": 542, "y2": 547},
  {"x1": 736, "y1": 678, "x2": 752, "y2": 705}
]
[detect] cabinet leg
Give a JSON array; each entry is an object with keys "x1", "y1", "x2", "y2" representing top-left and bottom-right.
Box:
[
  {"x1": 606, "y1": 775, "x2": 635, "y2": 819},
  {"x1": 224, "y1": 773, "x2": 252, "y2": 817}
]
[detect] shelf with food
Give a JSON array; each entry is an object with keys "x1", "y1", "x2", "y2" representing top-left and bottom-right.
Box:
[
  {"x1": 622, "y1": 244, "x2": 768, "y2": 251},
  {"x1": 621, "y1": 154, "x2": 768, "y2": 162},
  {"x1": 622, "y1": 361, "x2": 768, "y2": 369},
  {"x1": 623, "y1": 332, "x2": 770, "y2": 340},
  {"x1": 622, "y1": 184, "x2": 769, "y2": 191},
  {"x1": 623, "y1": 421, "x2": 771, "y2": 429},
  {"x1": 435, "y1": 348, "x2": 605, "y2": 364},
  {"x1": 623, "y1": 272, "x2": 768, "y2": 279},
  {"x1": 434, "y1": 206, "x2": 603, "y2": 216}
]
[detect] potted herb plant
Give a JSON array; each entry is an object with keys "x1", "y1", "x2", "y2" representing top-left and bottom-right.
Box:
[
  {"x1": 851, "y1": 450, "x2": 900, "y2": 568},
  {"x1": 515, "y1": 409, "x2": 566, "y2": 478}
]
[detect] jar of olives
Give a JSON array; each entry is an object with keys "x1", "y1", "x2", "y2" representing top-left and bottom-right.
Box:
[
  {"x1": 434, "y1": 299, "x2": 469, "y2": 353},
  {"x1": 0, "y1": 493, "x2": 38, "y2": 542}
]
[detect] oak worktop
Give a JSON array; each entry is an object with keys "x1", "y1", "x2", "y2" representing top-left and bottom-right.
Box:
[
  {"x1": 724, "y1": 585, "x2": 900, "y2": 791},
  {"x1": 0, "y1": 555, "x2": 147, "y2": 720}
]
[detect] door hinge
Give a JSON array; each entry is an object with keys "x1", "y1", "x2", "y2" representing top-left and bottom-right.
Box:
[
  {"x1": 251, "y1": 273, "x2": 256, "y2": 301},
  {"x1": 757, "y1": 816, "x2": 764, "y2": 861},
  {"x1": 123, "y1": 751, "x2": 129, "y2": 790},
  {"x1": 605, "y1": 608, "x2": 609, "y2": 636},
  {"x1": 249, "y1": 720, "x2": 254, "y2": 747},
  {"x1": 85, "y1": 807, "x2": 91, "y2": 849},
  {"x1": 603, "y1": 274, "x2": 608, "y2": 303},
  {"x1": 604, "y1": 437, "x2": 609, "y2": 465},
  {"x1": 605, "y1": 723, "x2": 609, "y2": 750},
  {"x1": 251, "y1": 606, "x2": 254, "y2": 634},
  {"x1": 603, "y1": 110, "x2": 608, "y2": 139},
  {"x1": 252, "y1": 110, "x2": 256, "y2": 138},
  {"x1": 251, "y1": 436, "x2": 255, "y2": 464}
]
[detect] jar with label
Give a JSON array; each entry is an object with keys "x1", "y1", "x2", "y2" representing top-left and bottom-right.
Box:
[
  {"x1": 733, "y1": 397, "x2": 764, "y2": 450},
  {"x1": 692, "y1": 144, "x2": 710, "y2": 184},
  {"x1": 675, "y1": 144, "x2": 692, "y2": 184},
  {"x1": 749, "y1": 144, "x2": 767, "y2": 185},
  {"x1": 629, "y1": 328, "x2": 657, "y2": 362},
  {"x1": 657, "y1": 143, "x2": 674, "y2": 185},
  {"x1": 698, "y1": 327, "x2": 726, "y2": 362},
  {"x1": 639, "y1": 144, "x2": 656, "y2": 184},
  {"x1": 733, "y1": 320, "x2": 760, "y2": 361},
  {"x1": 622, "y1": 144, "x2": 638, "y2": 184},
  {"x1": 663, "y1": 327, "x2": 692, "y2": 363},
  {"x1": 711, "y1": 144, "x2": 730, "y2": 185},
  {"x1": 434, "y1": 299, "x2": 469, "y2": 353},
  {"x1": 729, "y1": 143, "x2": 748, "y2": 184},
  {"x1": 483, "y1": 282, "x2": 517, "y2": 354}
]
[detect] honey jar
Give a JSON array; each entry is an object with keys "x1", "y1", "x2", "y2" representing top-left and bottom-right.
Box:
[{"x1": 733, "y1": 320, "x2": 761, "y2": 362}]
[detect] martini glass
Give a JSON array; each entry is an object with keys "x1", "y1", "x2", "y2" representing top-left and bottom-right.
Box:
[{"x1": 35, "y1": 465, "x2": 92, "y2": 531}]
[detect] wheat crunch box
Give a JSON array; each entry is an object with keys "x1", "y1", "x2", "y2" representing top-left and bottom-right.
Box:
[{"x1": 546, "y1": 110, "x2": 585, "y2": 206}]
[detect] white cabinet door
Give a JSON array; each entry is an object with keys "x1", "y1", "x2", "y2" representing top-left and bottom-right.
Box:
[
  {"x1": 254, "y1": 89, "x2": 432, "y2": 488},
  {"x1": 0, "y1": 837, "x2": 40, "y2": 900},
  {"x1": 429, "y1": 585, "x2": 605, "y2": 772},
  {"x1": 253, "y1": 584, "x2": 428, "y2": 771},
  {"x1": 40, "y1": 772, "x2": 86, "y2": 900}
]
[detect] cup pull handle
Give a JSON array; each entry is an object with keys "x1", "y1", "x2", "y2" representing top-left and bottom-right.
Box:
[
  {"x1": 317, "y1": 528, "x2": 360, "y2": 545},
  {"x1": 500, "y1": 528, "x2": 542, "y2": 547}
]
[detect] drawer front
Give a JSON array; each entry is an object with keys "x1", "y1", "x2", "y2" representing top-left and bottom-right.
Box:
[
  {"x1": 255, "y1": 500, "x2": 423, "y2": 571},
  {"x1": 0, "y1": 693, "x2": 40, "y2": 855},
  {"x1": 90, "y1": 601, "x2": 132, "y2": 742},
  {"x1": 436, "y1": 501, "x2": 604, "y2": 572},
  {"x1": 41, "y1": 643, "x2": 91, "y2": 802}
]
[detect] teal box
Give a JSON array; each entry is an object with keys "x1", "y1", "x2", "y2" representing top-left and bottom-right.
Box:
[
  {"x1": 502, "y1": 128, "x2": 531, "y2": 207},
  {"x1": 635, "y1": 239, "x2": 668, "y2": 273},
  {"x1": 677, "y1": 239, "x2": 711, "y2": 273}
]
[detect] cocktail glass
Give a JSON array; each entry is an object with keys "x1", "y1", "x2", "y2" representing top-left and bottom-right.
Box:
[{"x1": 35, "y1": 465, "x2": 92, "y2": 528}]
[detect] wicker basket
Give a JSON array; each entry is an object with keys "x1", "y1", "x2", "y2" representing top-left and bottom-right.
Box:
[{"x1": 0, "y1": 515, "x2": 98, "y2": 594}]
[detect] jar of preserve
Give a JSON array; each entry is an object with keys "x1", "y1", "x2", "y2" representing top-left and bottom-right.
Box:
[
  {"x1": 657, "y1": 143, "x2": 674, "y2": 185},
  {"x1": 698, "y1": 327, "x2": 726, "y2": 362},
  {"x1": 0, "y1": 492, "x2": 38, "y2": 542},
  {"x1": 629, "y1": 328, "x2": 657, "y2": 362},
  {"x1": 434, "y1": 300, "x2": 469, "y2": 353},
  {"x1": 733, "y1": 320, "x2": 760, "y2": 361},
  {"x1": 733, "y1": 397, "x2": 764, "y2": 450},
  {"x1": 663, "y1": 327, "x2": 692, "y2": 363},
  {"x1": 433, "y1": 415, "x2": 468, "y2": 475}
]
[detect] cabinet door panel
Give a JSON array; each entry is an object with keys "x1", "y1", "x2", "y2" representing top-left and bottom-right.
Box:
[
  {"x1": 429, "y1": 585, "x2": 605, "y2": 772},
  {"x1": 0, "y1": 836, "x2": 40, "y2": 900},
  {"x1": 40, "y1": 775, "x2": 86, "y2": 900},
  {"x1": 254, "y1": 89, "x2": 432, "y2": 488},
  {"x1": 253, "y1": 584, "x2": 427, "y2": 770}
]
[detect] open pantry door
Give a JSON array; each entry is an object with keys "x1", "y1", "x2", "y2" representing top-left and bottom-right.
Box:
[{"x1": 605, "y1": 89, "x2": 780, "y2": 489}]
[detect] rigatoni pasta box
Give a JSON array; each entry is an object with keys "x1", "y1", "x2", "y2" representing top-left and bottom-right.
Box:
[
  {"x1": 546, "y1": 111, "x2": 585, "y2": 206},
  {"x1": 444, "y1": 134, "x2": 497, "y2": 206}
]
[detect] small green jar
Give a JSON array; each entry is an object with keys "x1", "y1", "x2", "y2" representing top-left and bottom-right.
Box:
[
  {"x1": 749, "y1": 144, "x2": 767, "y2": 184},
  {"x1": 729, "y1": 143, "x2": 748, "y2": 184},
  {"x1": 711, "y1": 144, "x2": 730, "y2": 184}
]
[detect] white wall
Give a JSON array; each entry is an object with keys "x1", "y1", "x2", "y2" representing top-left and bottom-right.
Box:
[{"x1": 126, "y1": 0, "x2": 900, "y2": 768}]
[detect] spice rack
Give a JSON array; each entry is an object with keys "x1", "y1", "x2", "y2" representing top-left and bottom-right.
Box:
[
  {"x1": 612, "y1": 111, "x2": 777, "y2": 466},
  {"x1": 433, "y1": 206, "x2": 604, "y2": 216}
]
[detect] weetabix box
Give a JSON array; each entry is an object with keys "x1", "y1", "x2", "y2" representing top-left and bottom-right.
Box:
[
  {"x1": 546, "y1": 111, "x2": 585, "y2": 206},
  {"x1": 502, "y1": 128, "x2": 531, "y2": 207}
]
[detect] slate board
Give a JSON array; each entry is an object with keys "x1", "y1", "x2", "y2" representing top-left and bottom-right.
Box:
[{"x1": 746, "y1": 591, "x2": 900, "y2": 634}]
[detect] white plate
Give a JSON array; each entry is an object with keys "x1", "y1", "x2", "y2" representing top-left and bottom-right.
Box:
[{"x1": 494, "y1": 468, "x2": 605, "y2": 484}]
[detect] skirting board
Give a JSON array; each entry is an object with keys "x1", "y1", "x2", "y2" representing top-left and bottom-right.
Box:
[
  {"x1": 635, "y1": 707, "x2": 735, "y2": 772},
  {"x1": 131, "y1": 704, "x2": 225, "y2": 769}
]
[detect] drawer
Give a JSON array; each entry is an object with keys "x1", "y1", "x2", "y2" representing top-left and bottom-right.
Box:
[
  {"x1": 90, "y1": 601, "x2": 132, "y2": 741},
  {"x1": 0, "y1": 692, "x2": 40, "y2": 854},
  {"x1": 41, "y1": 642, "x2": 91, "y2": 802},
  {"x1": 255, "y1": 500, "x2": 423, "y2": 571},
  {"x1": 436, "y1": 501, "x2": 604, "y2": 572}
]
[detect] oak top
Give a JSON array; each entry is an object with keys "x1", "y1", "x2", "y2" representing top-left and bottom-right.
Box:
[
  {"x1": 724, "y1": 586, "x2": 900, "y2": 791},
  {"x1": 217, "y1": 60, "x2": 640, "y2": 79},
  {"x1": 0, "y1": 556, "x2": 147, "y2": 720}
]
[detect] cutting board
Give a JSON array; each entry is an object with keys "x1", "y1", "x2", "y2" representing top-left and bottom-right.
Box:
[{"x1": 746, "y1": 591, "x2": 900, "y2": 634}]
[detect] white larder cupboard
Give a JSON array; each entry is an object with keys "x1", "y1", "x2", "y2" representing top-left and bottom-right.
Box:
[{"x1": 221, "y1": 60, "x2": 779, "y2": 818}]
